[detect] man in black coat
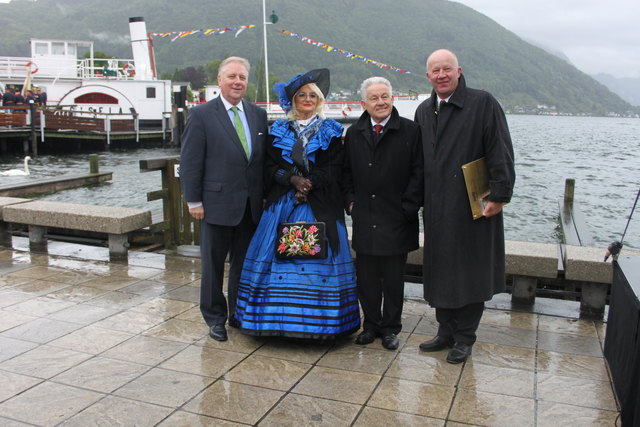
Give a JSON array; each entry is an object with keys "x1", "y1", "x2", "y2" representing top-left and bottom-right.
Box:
[
  {"x1": 180, "y1": 56, "x2": 268, "y2": 341},
  {"x1": 25, "y1": 90, "x2": 36, "y2": 105},
  {"x1": 343, "y1": 76, "x2": 423, "y2": 350},
  {"x1": 36, "y1": 89, "x2": 47, "y2": 106},
  {"x1": 13, "y1": 90, "x2": 24, "y2": 106},
  {"x1": 414, "y1": 49, "x2": 515, "y2": 363},
  {"x1": 3, "y1": 88, "x2": 15, "y2": 113}
]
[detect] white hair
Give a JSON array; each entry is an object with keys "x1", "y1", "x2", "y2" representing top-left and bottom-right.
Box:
[
  {"x1": 360, "y1": 76, "x2": 392, "y2": 101},
  {"x1": 218, "y1": 56, "x2": 251, "y2": 77}
]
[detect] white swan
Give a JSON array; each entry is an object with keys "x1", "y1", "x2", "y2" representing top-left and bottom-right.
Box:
[{"x1": 0, "y1": 156, "x2": 31, "y2": 176}]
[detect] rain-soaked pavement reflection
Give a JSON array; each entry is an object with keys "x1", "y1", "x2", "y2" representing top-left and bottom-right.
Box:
[{"x1": 0, "y1": 238, "x2": 620, "y2": 426}]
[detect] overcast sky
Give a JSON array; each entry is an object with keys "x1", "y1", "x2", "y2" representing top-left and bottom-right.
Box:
[{"x1": 451, "y1": 0, "x2": 640, "y2": 78}]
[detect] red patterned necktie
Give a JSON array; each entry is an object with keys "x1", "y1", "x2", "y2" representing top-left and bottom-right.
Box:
[{"x1": 374, "y1": 124, "x2": 383, "y2": 135}]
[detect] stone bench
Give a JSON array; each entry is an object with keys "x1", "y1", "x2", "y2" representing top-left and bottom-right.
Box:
[
  {"x1": 505, "y1": 241, "x2": 559, "y2": 305},
  {"x1": 563, "y1": 245, "x2": 612, "y2": 317},
  {"x1": 0, "y1": 197, "x2": 32, "y2": 245},
  {"x1": 334, "y1": 229, "x2": 618, "y2": 318},
  {"x1": 403, "y1": 240, "x2": 560, "y2": 304},
  {"x1": 562, "y1": 245, "x2": 640, "y2": 317},
  {"x1": 2, "y1": 200, "x2": 152, "y2": 261},
  {"x1": 406, "y1": 240, "x2": 586, "y2": 312}
]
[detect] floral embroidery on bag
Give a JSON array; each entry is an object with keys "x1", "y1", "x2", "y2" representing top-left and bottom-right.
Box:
[{"x1": 277, "y1": 224, "x2": 322, "y2": 257}]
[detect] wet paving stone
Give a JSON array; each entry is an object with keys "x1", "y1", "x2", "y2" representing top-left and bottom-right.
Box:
[{"x1": 0, "y1": 245, "x2": 622, "y2": 425}]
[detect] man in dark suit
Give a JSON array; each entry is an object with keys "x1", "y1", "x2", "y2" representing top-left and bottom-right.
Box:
[
  {"x1": 180, "y1": 56, "x2": 268, "y2": 341},
  {"x1": 343, "y1": 76, "x2": 423, "y2": 350}
]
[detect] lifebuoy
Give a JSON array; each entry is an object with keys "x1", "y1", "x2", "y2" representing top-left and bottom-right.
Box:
[
  {"x1": 341, "y1": 105, "x2": 352, "y2": 117},
  {"x1": 25, "y1": 61, "x2": 38, "y2": 74},
  {"x1": 122, "y1": 63, "x2": 135, "y2": 77}
]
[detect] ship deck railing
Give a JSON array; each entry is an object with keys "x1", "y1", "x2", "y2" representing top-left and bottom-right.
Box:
[{"x1": 0, "y1": 55, "x2": 137, "y2": 81}]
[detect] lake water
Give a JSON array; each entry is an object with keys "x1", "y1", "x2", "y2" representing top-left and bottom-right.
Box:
[
  {"x1": 1, "y1": 115, "x2": 638, "y2": 250},
  {"x1": 506, "y1": 115, "x2": 639, "y2": 251}
]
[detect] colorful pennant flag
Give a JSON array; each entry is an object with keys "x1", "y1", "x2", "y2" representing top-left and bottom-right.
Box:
[
  {"x1": 279, "y1": 30, "x2": 411, "y2": 74},
  {"x1": 151, "y1": 25, "x2": 256, "y2": 41}
]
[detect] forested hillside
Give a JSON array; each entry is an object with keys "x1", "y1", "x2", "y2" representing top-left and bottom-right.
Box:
[{"x1": 0, "y1": 0, "x2": 636, "y2": 115}]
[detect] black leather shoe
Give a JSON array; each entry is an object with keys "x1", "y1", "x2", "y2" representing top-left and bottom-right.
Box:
[
  {"x1": 419, "y1": 336, "x2": 454, "y2": 352},
  {"x1": 446, "y1": 342, "x2": 472, "y2": 364},
  {"x1": 355, "y1": 330, "x2": 378, "y2": 345},
  {"x1": 381, "y1": 333, "x2": 399, "y2": 350},
  {"x1": 209, "y1": 324, "x2": 228, "y2": 341}
]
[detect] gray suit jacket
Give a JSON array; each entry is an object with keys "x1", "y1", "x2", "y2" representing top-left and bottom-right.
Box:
[{"x1": 180, "y1": 96, "x2": 268, "y2": 225}]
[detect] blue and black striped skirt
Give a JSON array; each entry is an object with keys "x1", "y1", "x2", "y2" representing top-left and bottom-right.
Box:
[{"x1": 235, "y1": 191, "x2": 360, "y2": 339}]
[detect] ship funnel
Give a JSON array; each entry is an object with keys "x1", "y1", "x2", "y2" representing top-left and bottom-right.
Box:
[{"x1": 129, "y1": 17, "x2": 156, "y2": 80}]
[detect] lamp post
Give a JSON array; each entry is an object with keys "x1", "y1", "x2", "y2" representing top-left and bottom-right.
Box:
[
  {"x1": 29, "y1": 99, "x2": 37, "y2": 156},
  {"x1": 262, "y1": 0, "x2": 278, "y2": 109}
]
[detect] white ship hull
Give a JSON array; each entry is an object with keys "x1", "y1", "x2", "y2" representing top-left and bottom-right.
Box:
[{"x1": 0, "y1": 17, "x2": 171, "y2": 124}]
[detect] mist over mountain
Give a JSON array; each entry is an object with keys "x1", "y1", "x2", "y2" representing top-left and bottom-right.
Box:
[
  {"x1": 0, "y1": 0, "x2": 637, "y2": 115},
  {"x1": 592, "y1": 74, "x2": 640, "y2": 107},
  {"x1": 525, "y1": 38, "x2": 640, "y2": 107},
  {"x1": 525, "y1": 40, "x2": 574, "y2": 67}
]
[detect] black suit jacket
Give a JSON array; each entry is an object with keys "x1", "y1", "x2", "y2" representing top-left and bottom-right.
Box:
[{"x1": 180, "y1": 96, "x2": 268, "y2": 225}]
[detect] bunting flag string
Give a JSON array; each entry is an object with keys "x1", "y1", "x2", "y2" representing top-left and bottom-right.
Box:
[
  {"x1": 151, "y1": 25, "x2": 256, "y2": 41},
  {"x1": 279, "y1": 29, "x2": 412, "y2": 74}
]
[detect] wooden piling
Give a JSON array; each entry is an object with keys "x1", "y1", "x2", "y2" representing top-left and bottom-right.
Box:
[
  {"x1": 564, "y1": 178, "x2": 575, "y2": 207},
  {"x1": 559, "y1": 178, "x2": 593, "y2": 247},
  {"x1": 167, "y1": 158, "x2": 182, "y2": 247},
  {"x1": 89, "y1": 154, "x2": 99, "y2": 174}
]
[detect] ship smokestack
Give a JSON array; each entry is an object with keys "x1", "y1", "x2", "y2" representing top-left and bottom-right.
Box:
[{"x1": 129, "y1": 17, "x2": 155, "y2": 80}]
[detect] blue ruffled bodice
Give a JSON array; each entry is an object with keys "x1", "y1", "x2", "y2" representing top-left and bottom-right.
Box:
[{"x1": 270, "y1": 118, "x2": 343, "y2": 165}]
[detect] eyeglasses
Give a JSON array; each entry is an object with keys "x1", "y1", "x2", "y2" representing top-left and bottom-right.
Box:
[{"x1": 296, "y1": 92, "x2": 318, "y2": 99}]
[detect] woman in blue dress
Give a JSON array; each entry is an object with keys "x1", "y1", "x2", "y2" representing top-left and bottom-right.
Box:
[{"x1": 235, "y1": 69, "x2": 360, "y2": 339}]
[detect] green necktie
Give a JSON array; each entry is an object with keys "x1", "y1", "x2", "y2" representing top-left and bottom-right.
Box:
[{"x1": 231, "y1": 106, "x2": 249, "y2": 157}]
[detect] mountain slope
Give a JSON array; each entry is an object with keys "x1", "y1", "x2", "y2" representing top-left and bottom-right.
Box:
[
  {"x1": 592, "y1": 73, "x2": 640, "y2": 107},
  {"x1": 0, "y1": 0, "x2": 635, "y2": 115}
]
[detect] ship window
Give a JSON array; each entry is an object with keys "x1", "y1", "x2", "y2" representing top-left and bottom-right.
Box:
[
  {"x1": 34, "y1": 42, "x2": 49, "y2": 55},
  {"x1": 68, "y1": 44, "x2": 77, "y2": 56},
  {"x1": 75, "y1": 92, "x2": 119, "y2": 104},
  {"x1": 146, "y1": 87, "x2": 156, "y2": 99},
  {"x1": 52, "y1": 42, "x2": 65, "y2": 55}
]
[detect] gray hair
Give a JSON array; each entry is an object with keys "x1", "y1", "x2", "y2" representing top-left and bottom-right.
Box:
[
  {"x1": 287, "y1": 82, "x2": 326, "y2": 121},
  {"x1": 218, "y1": 56, "x2": 251, "y2": 77},
  {"x1": 360, "y1": 76, "x2": 392, "y2": 101}
]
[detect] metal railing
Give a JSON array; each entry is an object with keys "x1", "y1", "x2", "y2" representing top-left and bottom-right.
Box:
[
  {"x1": 0, "y1": 57, "x2": 35, "y2": 79},
  {"x1": 0, "y1": 56, "x2": 137, "y2": 80}
]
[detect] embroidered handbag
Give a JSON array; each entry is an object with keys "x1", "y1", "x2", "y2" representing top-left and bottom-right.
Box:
[{"x1": 275, "y1": 221, "x2": 327, "y2": 259}]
